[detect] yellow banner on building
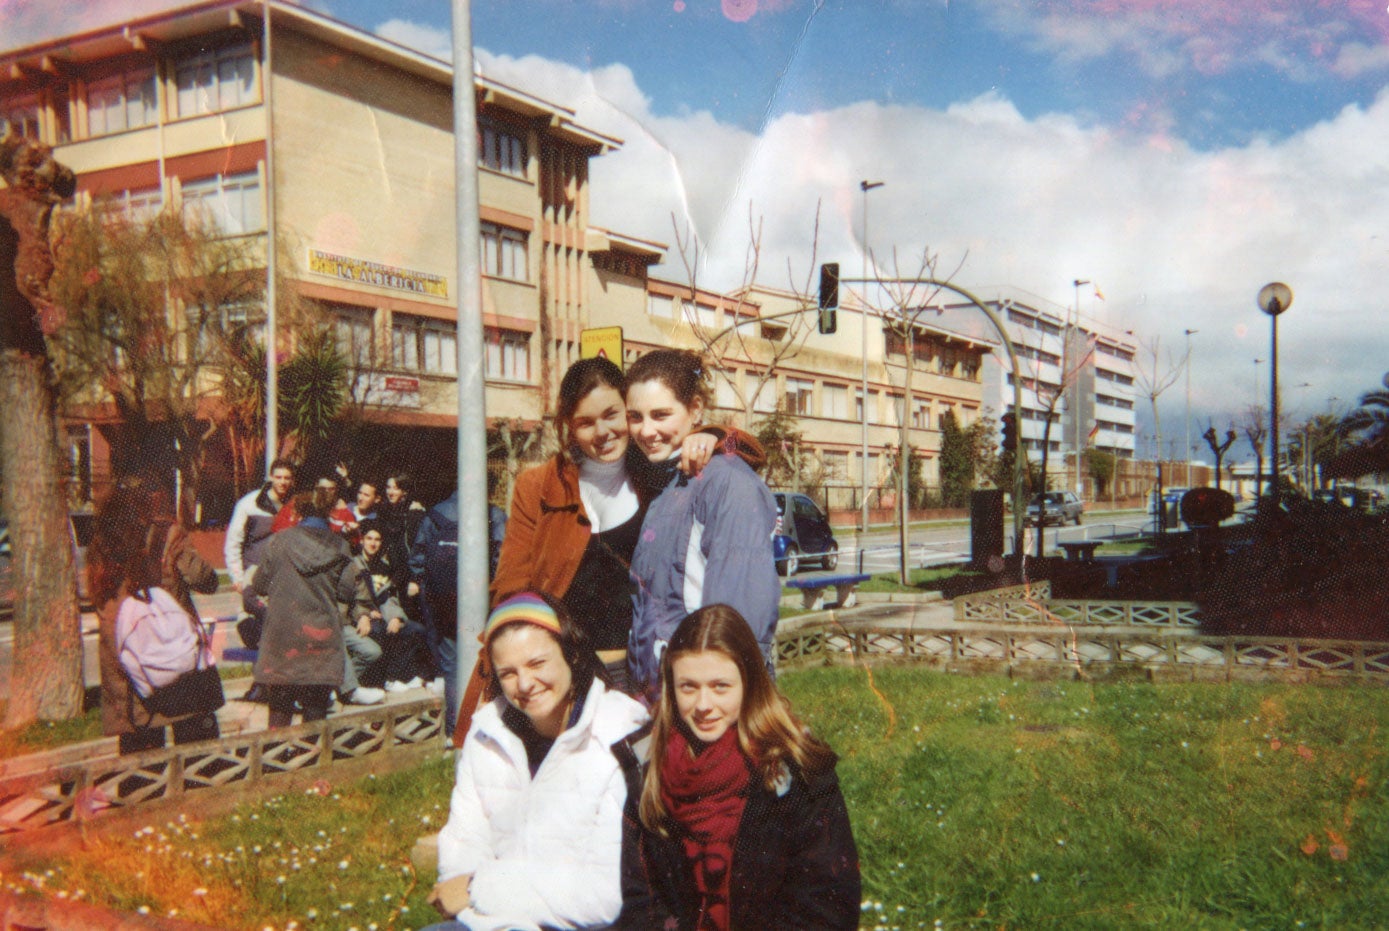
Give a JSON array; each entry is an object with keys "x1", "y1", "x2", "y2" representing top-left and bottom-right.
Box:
[
  {"x1": 580, "y1": 326, "x2": 624, "y2": 368},
  {"x1": 308, "y1": 249, "x2": 449, "y2": 298}
]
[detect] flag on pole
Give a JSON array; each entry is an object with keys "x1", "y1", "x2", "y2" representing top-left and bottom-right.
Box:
[
  {"x1": 1088, "y1": 422, "x2": 1100, "y2": 440},
  {"x1": 1093, "y1": 284, "x2": 1106, "y2": 300}
]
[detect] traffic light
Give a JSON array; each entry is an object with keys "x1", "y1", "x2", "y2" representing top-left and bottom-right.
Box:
[
  {"x1": 817, "y1": 262, "x2": 839, "y2": 334},
  {"x1": 1000, "y1": 411, "x2": 1017, "y2": 455}
]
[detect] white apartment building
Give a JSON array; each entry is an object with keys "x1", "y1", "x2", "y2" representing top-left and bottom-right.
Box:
[{"x1": 934, "y1": 288, "x2": 1138, "y2": 486}]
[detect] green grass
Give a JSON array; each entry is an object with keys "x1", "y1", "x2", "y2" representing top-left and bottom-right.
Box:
[
  {"x1": 783, "y1": 668, "x2": 1389, "y2": 929},
  {"x1": 0, "y1": 703, "x2": 104, "y2": 755},
  {"x1": 7, "y1": 670, "x2": 1389, "y2": 929},
  {"x1": 856, "y1": 565, "x2": 977, "y2": 594}
]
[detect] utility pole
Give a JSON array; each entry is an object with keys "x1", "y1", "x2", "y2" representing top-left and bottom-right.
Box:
[
  {"x1": 859, "y1": 180, "x2": 883, "y2": 537},
  {"x1": 1184, "y1": 328, "x2": 1197, "y2": 488},
  {"x1": 1071, "y1": 279, "x2": 1089, "y2": 498}
]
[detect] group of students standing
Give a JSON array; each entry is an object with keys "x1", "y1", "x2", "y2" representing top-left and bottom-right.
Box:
[
  {"x1": 86, "y1": 346, "x2": 859, "y2": 929},
  {"x1": 426, "y1": 349, "x2": 861, "y2": 931}
]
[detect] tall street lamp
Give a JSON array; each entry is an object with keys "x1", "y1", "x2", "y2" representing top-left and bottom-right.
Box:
[
  {"x1": 859, "y1": 180, "x2": 884, "y2": 538},
  {"x1": 1072, "y1": 278, "x2": 1089, "y2": 497},
  {"x1": 1184, "y1": 328, "x2": 1198, "y2": 488},
  {"x1": 1257, "y1": 282, "x2": 1293, "y2": 512}
]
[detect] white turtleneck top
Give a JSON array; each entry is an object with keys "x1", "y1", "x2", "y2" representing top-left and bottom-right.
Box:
[{"x1": 577, "y1": 455, "x2": 639, "y2": 533}]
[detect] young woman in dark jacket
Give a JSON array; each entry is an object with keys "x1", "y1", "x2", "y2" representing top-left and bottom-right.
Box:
[{"x1": 617, "y1": 605, "x2": 860, "y2": 931}]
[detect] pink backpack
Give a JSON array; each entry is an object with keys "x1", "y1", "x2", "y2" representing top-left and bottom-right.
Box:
[{"x1": 115, "y1": 587, "x2": 203, "y2": 698}]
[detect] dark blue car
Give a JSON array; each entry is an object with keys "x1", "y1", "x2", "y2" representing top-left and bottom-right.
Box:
[{"x1": 772, "y1": 492, "x2": 839, "y2": 576}]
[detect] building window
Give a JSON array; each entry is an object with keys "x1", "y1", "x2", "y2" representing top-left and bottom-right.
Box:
[
  {"x1": 176, "y1": 43, "x2": 256, "y2": 117},
  {"x1": 480, "y1": 122, "x2": 526, "y2": 177},
  {"x1": 913, "y1": 401, "x2": 930, "y2": 430},
  {"x1": 103, "y1": 187, "x2": 164, "y2": 222},
  {"x1": 480, "y1": 223, "x2": 528, "y2": 281},
  {"x1": 714, "y1": 376, "x2": 738, "y2": 411},
  {"x1": 485, "y1": 328, "x2": 530, "y2": 381},
  {"x1": 961, "y1": 355, "x2": 981, "y2": 381},
  {"x1": 392, "y1": 314, "x2": 457, "y2": 377},
  {"x1": 181, "y1": 171, "x2": 263, "y2": 235},
  {"x1": 647, "y1": 293, "x2": 676, "y2": 319},
  {"x1": 823, "y1": 450, "x2": 850, "y2": 481},
  {"x1": 786, "y1": 378, "x2": 814, "y2": 416},
  {"x1": 888, "y1": 393, "x2": 904, "y2": 426},
  {"x1": 1, "y1": 95, "x2": 40, "y2": 138},
  {"x1": 823, "y1": 384, "x2": 849, "y2": 419},
  {"x1": 87, "y1": 68, "x2": 157, "y2": 137},
  {"x1": 194, "y1": 299, "x2": 265, "y2": 354},
  {"x1": 331, "y1": 305, "x2": 375, "y2": 368},
  {"x1": 752, "y1": 377, "x2": 778, "y2": 414}
]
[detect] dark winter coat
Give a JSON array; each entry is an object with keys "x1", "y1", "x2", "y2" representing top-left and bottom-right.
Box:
[
  {"x1": 98, "y1": 522, "x2": 219, "y2": 737},
  {"x1": 375, "y1": 498, "x2": 425, "y2": 588},
  {"x1": 250, "y1": 520, "x2": 353, "y2": 688},
  {"x1": 617, "y1": 757, "x2": 861, "y2": 931}
]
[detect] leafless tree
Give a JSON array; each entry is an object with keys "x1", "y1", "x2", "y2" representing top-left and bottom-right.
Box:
[
  {"x1": 669, "y1": 203, "x2": 821, "y2": 426},
  {"x1": 1239, "y1": 404, "x2": 1268, "y2": 497},
  {"x1": 47, "y1": 200, "x2": 264, "y2": 507},
  {"x1": 1019, "y1": 322, "x2": 1095, "y2": 555},
  {"x1": 1133, "y1": 335, "x2": 1187, "y2": 526}
]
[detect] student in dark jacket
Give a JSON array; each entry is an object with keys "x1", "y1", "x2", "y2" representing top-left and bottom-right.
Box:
[
  {"x1": 617, "y1": 604, "x2": 860, "y2": 931},
  {"x1": 250, "y1": 482, "x2": 354, "y2": 728}
]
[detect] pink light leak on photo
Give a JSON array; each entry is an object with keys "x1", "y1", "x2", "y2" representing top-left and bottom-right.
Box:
[
  {"x1": 673, "y1": 0, "x2": 686, "y2": 11},
  {"x1": 722, "y1": 0, "x2": 757, "y2": 24}
]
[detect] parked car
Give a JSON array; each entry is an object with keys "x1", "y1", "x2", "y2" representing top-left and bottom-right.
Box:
[
  {"x1": 1026, "y1": 491, "x2": 1084, "y2": 527},
  {"x1": 0, "y1": 513, "x2": 92, "y2": 617},
  {"x1": 772, "y1": 492, "x2": 839, "y2": 576}
]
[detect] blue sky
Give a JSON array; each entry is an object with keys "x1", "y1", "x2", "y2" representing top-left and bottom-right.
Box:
[{"x1": 6, "y1": 0, "x2": 1389, "y2": 460}]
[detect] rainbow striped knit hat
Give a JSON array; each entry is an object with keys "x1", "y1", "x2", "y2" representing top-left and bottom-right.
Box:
[{"x1": 481, "y1": 592, "x2": 561, "y2": 644}]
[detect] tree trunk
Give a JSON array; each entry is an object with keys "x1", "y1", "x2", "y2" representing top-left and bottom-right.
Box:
[
  {"x1": 1, "y1": 139, "x2": 84, "y2": 727},
  {"x1": 0, "y1": 349, "x2": 84, "y2": 727}
]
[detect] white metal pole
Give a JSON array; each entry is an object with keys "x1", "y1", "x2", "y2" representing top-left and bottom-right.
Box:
[
  {"x1": 859, "y1": 180, "x2": 882, "y2": 540},
  {"x1": 262, "y1": 1, "x2": 278, "y2": 471},
  {"x1": 451, "y1": 0, "x2": 488, "y2": 685}
]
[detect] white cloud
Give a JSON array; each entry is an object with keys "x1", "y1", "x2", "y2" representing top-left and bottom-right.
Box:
[
  {"x1": 481, "y1": 52, "x2": 1389, "y2": 440},
  {"x1": 977, "y1": 0, "x2": 1389, "y2": 86},
  {"x1": 1332, "y1": 42, "x2": 1389, "y2": 79},
  {"x1": 374, "y1": 19, "x2": 453, "y2": 62}
]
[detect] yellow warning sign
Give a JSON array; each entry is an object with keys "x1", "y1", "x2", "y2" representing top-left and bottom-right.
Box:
[{"x1": 580, "y1": 327, "x2": 624, "y2": 368}]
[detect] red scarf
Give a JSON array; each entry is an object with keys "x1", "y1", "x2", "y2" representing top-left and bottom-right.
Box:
[{"x1": 660, "y1": 725, "x2": 752, "y2": 931}]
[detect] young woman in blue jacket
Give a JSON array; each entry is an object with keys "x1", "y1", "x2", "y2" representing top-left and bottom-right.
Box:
[{"x1": 623, "y1": 349, "x2": 782, "y2": 696}]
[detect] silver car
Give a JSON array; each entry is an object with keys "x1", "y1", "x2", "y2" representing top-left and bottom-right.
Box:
[{"x1": 1026, "y1": 491, "x2": 1084, "y2": 527}]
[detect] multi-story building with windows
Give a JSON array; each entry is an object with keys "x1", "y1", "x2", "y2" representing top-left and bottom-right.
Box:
[
  {"x1": 0, "y1": 0, "x2": 626, "y2": 515},
  {"x1": 586, "y1": 276, "x2": 996, "y2": 510},
  {"x1": 933, "y1": 289, "x2": 1139, "y2": 496}
]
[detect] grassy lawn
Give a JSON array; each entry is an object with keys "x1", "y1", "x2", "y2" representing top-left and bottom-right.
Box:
[{"x1": 6, "y1": 667, "x2": 1389, "y2": 928}]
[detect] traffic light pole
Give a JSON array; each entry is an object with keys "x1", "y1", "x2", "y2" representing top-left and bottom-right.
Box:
[
  {"x1": 710, "y1": 274, "x2": 1029, "y2": 578},
  {"x1": 831, "y1": 276, "x2": 1028, "y2": 572}
]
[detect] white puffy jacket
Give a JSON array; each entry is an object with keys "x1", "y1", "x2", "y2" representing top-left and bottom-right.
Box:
[{"x1": 437, "y1": 678, "x2": 648, "y2": 931}]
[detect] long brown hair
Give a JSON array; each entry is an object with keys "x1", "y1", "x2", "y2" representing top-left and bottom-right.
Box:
[
  {"x1": 638, "y1": 604, "x2": 835, "y2": 832},
  {"x1": 88, "y1": 477, "x2": 173, "y2": 604},
  {"x1": 555, "y1": 357, "x2": 627, "y2": 457}
]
